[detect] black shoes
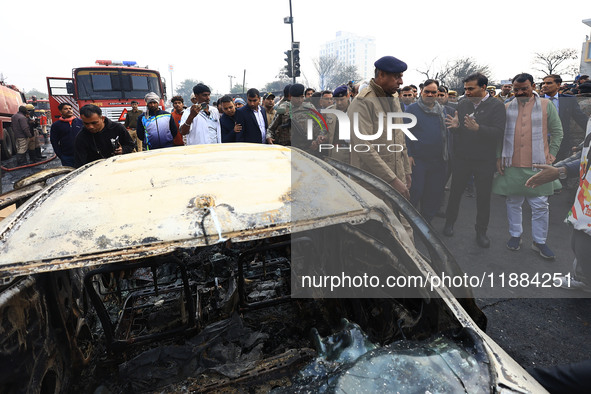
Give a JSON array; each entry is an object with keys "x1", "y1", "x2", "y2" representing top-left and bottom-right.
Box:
[
  {"x1": 443, "y1": 222, "x2": 454, "y2": 237},
  {"x1": 476, "y1": 232, "x2": 490, "y2": 248}
]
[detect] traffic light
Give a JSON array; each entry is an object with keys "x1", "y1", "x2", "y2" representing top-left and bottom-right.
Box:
[
  {"x1": 284, "y1": 49, "x2": 293, "y2": 78},
  {"x1": 291, "y1": 42, "x2": 300, "y2": 78}
]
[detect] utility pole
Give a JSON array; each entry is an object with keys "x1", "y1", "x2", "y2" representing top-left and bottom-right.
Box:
[
  {"x1": 284, "y1": 0, "x2": 296, "y2": 84},
  {"x1": 168, "y1": 65, "x2": 174, "y2": 97},
  {"x1": 228, "y1": 75, "x2": 235, "y2": 91}
]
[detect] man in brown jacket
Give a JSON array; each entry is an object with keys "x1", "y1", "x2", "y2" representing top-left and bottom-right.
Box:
[
  {"x1": 11, "y1": 105, "x2": 33, "y2": 165},
  {"x1": 348, "y1": 56, "x2": 413, "y2": 238},
  {"x1": 348, "y1": 56, "x2": 412, "y2": 199}
]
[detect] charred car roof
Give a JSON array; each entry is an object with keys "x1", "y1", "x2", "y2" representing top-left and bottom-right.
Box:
[{"x1": 0, "y1": 144, "x2": 413, "y2": 280}]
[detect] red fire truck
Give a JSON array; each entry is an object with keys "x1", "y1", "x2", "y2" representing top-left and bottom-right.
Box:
[
  {"x1": 0, "y1": 82, "x2": 26, "y2": 160},
  {"x1": 47, "y1": 60, "x2": 166, "y2": 123}
]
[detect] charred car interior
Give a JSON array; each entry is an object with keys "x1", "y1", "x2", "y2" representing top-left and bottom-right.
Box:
[{"x1": 0, "y1": 144, "x2": 545, "y2": 393}]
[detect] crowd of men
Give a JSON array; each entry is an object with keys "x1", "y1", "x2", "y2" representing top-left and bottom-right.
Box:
[{"x1": 42, "y1": 56, "x2": 591, "y2": 298}]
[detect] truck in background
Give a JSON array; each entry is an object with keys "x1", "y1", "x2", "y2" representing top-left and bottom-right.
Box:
[
  {"x1": 0, "y1": 82, "x2": 26, "y2": 160},
  {"x1": 47, "y1": 60, "x2": 166, "y2": 124}
]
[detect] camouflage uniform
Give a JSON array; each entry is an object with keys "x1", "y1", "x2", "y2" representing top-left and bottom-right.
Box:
[
  {"x1": 290, "y1": 102, "x2": 328, "y2": 156},
  {"x1": 572, "y1": 93, "x2": 591, "y2": 144},
  {"x1": 323, "y1": 104, "x2": 350, "y2": 163},
  {"x1": 267, "y1": 100, "x2": 292, "y2": 146}
]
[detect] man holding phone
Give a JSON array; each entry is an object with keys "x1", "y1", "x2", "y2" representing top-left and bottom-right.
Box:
[
  {"x1": 180, "y1": 83, "x2": 221, "y2": 145},
  {"x1": 219, "y1": 95, "x2": 242, "y2": 143}
]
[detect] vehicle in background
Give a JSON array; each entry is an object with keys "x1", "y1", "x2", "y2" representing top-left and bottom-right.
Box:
[
  {"x1": 0, "y1": 144, "x2": 546, "y2": 393},
  {"x1": 0, "y1": 82, "x2": 26, "y2": 161},
  {"x1": 46, "y1": 60, "x2": 166, "y2": 124}
]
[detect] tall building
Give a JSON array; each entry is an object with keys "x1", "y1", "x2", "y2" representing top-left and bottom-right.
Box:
[
  {"x1": 581, "y1": 18, "x2": 591, "y2": 76},
  {"x1": 320, "y1": 31, "x2": 376, "y2": 81}
]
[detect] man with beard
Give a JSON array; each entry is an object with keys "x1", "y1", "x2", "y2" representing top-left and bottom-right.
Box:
[
  {"x1": 136, "y1": 92, "x2": 178, "y2": 150},
  {"x1": 492, "y1": 73, "x2": 563, "y2": 259},
  {"x1": 50, "y1": 103, "x2": 83, "y2": 167},
  {"x1": 443, "y1": 73, "x2": 506, "y2": 248},
  {"x1": 180, "y1": 83, "x2": 221, "y2": 145},
  {"x1": 262, "y1": 92, "x2": 276, "y2": 126}
]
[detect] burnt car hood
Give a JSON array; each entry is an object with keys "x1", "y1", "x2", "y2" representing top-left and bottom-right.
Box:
[{"x1": 0, "y1": 144, "x2": 412, "y2": 279}]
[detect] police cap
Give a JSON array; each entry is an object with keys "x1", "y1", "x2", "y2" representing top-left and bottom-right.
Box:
[
  {"x1": 374, "y1": 56, "x2": 407, "y2": 74},
  {"x1": 289, "y1": 84, "x2": 305, "y2": 97},
  {"x1": 333, "y1": 85, "x2": 348, "y2": 97}
]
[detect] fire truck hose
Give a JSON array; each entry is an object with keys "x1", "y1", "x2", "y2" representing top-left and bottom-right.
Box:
[{"x1": 1, "y1": 154, "x2": 57, "y2": 172}]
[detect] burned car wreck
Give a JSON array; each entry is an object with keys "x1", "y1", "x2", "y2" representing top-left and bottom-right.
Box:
[{"x1": 0, "y1": 144, "x2": 545, "y2": 393}]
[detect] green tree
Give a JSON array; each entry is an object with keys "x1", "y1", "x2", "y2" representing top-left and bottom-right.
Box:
[
  {"x1": 175, "y1": 79, "x2": 202, "y2": 105},
  {"x1": 263, "y1": 68, "x2": 292, "y2": 93},
  {"x1": 230, "y1": 84, "x2": 246, "y2": 94},
  {"x1": 25, "y1": 88, "x2": 48, "y2": 100}
]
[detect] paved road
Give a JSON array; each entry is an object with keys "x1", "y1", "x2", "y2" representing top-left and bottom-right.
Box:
[
  {"x1": 430, "y1": 184, "x2": 591, "y2": 370},
  {"x1": 2, "y1": 146, "x2": 590, "y2": 372}
]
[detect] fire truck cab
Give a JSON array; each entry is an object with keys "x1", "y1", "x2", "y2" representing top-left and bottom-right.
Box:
[{"x1": 47, "y1": 60, "x2": 166, "y2": 123}]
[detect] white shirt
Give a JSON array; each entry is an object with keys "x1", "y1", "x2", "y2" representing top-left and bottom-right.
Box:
[
  {"x1": 180, "y1": 105, "x2": 221, "y2": 145},
  {"x1": 252, "y1": 106, "x2": 266, "y2": 143}
]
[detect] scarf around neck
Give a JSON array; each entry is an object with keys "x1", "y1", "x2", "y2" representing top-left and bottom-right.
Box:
[
  {"x1": 417, "y1": 97, "x2": 449, "y2": 161},
  {"x1": 502, "y1": 96, "x2": 545, "y2": 168},
  {"x1": 59, "y1": 116, "x2": 76, "y2": 125}
]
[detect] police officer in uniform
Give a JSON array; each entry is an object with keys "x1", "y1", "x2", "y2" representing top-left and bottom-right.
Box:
[
  {"x1": 289, "y1": 83, "x2": 328, "y2": 156},
  {"x1": 266, "y1": 85, "x2": 292, "y2": 146}
]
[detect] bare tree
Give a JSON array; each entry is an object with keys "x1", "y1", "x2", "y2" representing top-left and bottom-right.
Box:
[
  {"x1": 444, "y1": 58, "x2": 492, "y2": 92},
  {"x1": 416, "y1": 58, "x2": 461, "y2": 84},
  {"x1": 313, "y1": 55, "x2": 361, "y2": 90},
  {"x1": 417, "y1": 57, "x2": 491, "y2": 92},
  {"x1": 531, "y1": 49, "x2": 578, "y2": 77}
]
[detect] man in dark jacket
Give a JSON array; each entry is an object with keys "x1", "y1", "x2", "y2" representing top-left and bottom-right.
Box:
[
  {"x1": 541, "y1": 74, "x2": 588, "y2": 162},
  {"x1": 219, "y1": 95, "x2": 241, "y2": 143},
  {"x1": 50, "y1": 103, "x2": 83, "y2": 167},
  {"x1": 405, "y1": 79, "x2": 450, "y2": 223},
  {"x1": 443, "y1": 73, "x2": 506, "y2": 248},
  {"x1": 236, "y1": 88, "x2": 267, "y2": 143},
  {"x1": 136, "y1": 92, "x2": 178, "y2": 150},
  {"x1": 75, "y1": 105, "x2": 135, "y2": 168},
  {"x1": 11, "y1": 106, "x2": 33, "y2": 165}
]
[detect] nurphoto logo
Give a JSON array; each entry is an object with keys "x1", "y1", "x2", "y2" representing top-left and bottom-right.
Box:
[{"x1": 305, "y1": 109, "x2": 418, "y2": 153}]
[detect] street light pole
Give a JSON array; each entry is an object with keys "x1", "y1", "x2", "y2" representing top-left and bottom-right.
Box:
[
  {"x1": 285, "y1": 0, "x2": 296, "y2": 84},
  {"x1": 289, "y1": 0, "x2": 295, "y2": 84}
]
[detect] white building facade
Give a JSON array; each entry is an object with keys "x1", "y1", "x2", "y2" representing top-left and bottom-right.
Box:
[
  {"x1": 581, "y1": 19, "x2": 591, "y2": 76},
  {"x1": 320, "y1": 31, "x2": 376, "y2": 81}
]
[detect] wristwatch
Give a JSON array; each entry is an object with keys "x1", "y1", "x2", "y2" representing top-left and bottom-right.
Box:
[{"x1": 557, "y1": 166, "x2": 567, "y2": 180}]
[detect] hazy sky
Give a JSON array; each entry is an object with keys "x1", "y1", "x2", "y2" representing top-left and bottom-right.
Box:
[{"x1": 2, "y1": 0, "x2": 589, "y2": 97}]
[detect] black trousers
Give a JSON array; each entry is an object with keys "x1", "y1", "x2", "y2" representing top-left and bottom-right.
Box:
[
  {"x1": 445, "y1": 157, "x2": 496, "y2": 232},
  {"x1": 528, "y1": 359, "x2": 591, "y2": 394}
]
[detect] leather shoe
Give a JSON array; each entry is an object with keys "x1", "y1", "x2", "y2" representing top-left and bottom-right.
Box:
[
  {"x1": 476, "y1": 232, "x2": 490, "y2": 248},
  {"x1": 443, "y1": 223, "x2": 454, "y2": 237}
]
